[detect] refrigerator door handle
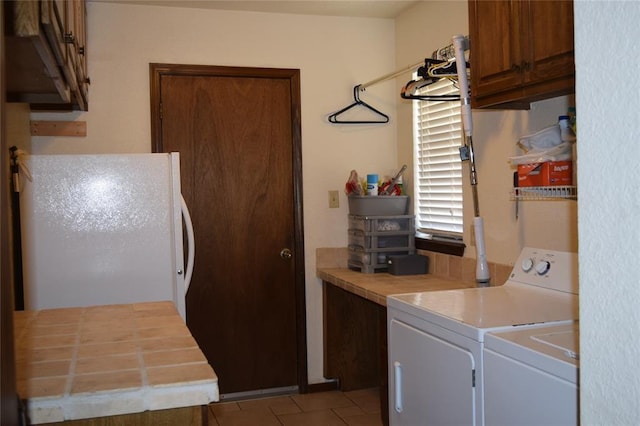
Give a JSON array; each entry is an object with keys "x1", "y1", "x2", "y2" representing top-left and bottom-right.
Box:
[{"x1": 181, "y1": 195, "x2": 195, "y2": 293}]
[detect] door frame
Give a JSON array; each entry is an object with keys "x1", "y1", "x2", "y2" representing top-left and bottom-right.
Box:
[{"x1": 149, "y1": 63, "x2": 308, "y2": 393}]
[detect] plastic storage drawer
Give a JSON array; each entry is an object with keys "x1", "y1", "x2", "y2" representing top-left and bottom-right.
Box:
[
  {"x1": 348, "y1": 215, "x2": 414, "y2": 233},
  {"x1": 348, "y1": 230, "x2": 414, "y2": 250},
  {"x1": 348, "y1": 247, "x2": 415, "y2": 274}
]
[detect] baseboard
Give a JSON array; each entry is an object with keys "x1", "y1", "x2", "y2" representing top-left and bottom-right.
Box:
[{"x1": 306, "y1": 380, "x2": 339, "y2": 393}]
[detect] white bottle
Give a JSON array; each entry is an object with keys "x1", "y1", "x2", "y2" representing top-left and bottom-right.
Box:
[
  {"x1": 559, "y1": 115, "x2": 577, "y2": 185},
  {"x1": 559, "y1": 115, "x2": 576, "y2": 142}
]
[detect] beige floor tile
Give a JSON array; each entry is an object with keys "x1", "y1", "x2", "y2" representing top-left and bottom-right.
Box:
[
  {"x1": 342, "y1": 412, "x2": 384, "y2": 426},
  {"x1": 269, "y1": 399, "x2": 303, "y2": 416},
  {"x1": 210, "y1": 401, "x2": 241, "y2": 417},
  {"x1": 214, "y1": 408, "x2": 282, "y2": 426},
  {"x1": 344, "y1": 388, "x2": 381, "y2": 414},
  {"x1": 207, "y1": 406, "x2": 221, "y2": 426},
  {"x1": 209, "y1": 388, "x2": 382, "y2": 426},
  {"x1": 239, "y1": 395, "x2": 301, "y2": 415},
  {"x1": 279, "y1": 409, "x2": 347, "y2": 426},
  {"x1": 333, "y1": 405, "x2": 366, "y2": 419},
  {"x1": 291, "y1": 390, "x2": 355, "y2": 412}
]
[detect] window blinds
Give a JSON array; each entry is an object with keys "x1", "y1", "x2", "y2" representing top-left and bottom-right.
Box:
[{"x1": 413, "y1": 78, "x2": 464, "y2": 235}]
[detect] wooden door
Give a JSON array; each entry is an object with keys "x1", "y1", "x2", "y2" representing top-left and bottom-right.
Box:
[{"x1": 150, "y1": 64, "x2": 307, "y2": 396}]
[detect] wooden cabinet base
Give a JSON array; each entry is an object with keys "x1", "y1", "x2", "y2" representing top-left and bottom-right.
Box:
[
  {"x1": 44, "y1": 405, "x2": 207, "y2": 426},
  {"x1": 323, "y1": 282, "x2": 389, "y2": 425}
]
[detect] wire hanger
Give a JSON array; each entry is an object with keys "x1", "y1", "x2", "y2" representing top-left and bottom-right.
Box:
[
  {"x1": 400, "y1": 58, "x2": 466, "y2": 101},
  {"x1": 328, "y1": 85, "x2": 390, "y2": 124},
  {"x1": 400, "y1": 79, "x2": 461, "y2": 101}
]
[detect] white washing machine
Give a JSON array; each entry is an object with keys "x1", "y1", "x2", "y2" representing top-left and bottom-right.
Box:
[
  {"x1": 387, "y1": 247, "x2": 578, "y2": 426},
  {"x1": 484, "y1": 321, "x2": 579, "y2": 426}
]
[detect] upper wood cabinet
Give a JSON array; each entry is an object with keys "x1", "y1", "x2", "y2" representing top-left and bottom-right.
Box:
[
  {"x1": 468, "y1": 0, "x2": 575, "y2": 109},
  {"x1": 5, "y1": 0, "x2": 89, "y2": 111}
]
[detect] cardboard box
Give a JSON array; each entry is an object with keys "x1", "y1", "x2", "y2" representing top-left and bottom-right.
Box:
[{"x1": 517, "y1": 161, "x2": 573, "y2": 187}]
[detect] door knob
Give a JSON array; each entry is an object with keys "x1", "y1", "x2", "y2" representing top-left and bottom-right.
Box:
[{"x1": 280, "y1": 248, "x2": 293, "y2": 260}]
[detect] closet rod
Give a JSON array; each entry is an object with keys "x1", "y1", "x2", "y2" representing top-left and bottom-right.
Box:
[
  {"x1": 359, "y1": 60, "x2": 424, "y2": 91},
  {"x1": 358, "y1": 37, "x2": 467, "y2": 92}
]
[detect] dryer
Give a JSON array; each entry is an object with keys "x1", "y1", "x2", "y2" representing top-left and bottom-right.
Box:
[{"x1": 387, "y1": 247, "x2": 578, "y2": 426}]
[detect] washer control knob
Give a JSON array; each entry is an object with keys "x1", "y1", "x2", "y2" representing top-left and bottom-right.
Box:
[
  {"x1": 521, "y1": 258, "x2": 534, "y2": 272},
  {"x1": 535, "y1": 260, "x2": 551, "y2": 275}
]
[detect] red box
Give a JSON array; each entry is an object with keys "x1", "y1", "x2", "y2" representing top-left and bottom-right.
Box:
[{"x1": 517, "y1": 161, "x2": 572, "y2": 187}]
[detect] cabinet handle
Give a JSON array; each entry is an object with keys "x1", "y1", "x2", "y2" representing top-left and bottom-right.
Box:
[
  {"x1": 394, "y1": 361, "x2": 403, "y2": 413},
  {"x1": 511, "y1": 63, "x2": 522, "y2": 72},
  {"x1": 64, "y1": 32, "x2": 75, "y2": 44},
  {"x1": 78, "y1": 46, "x2": 85, "y2": 55},
  {"x1": 522, "y1": 61, "x2": 532, "y2": 71}
]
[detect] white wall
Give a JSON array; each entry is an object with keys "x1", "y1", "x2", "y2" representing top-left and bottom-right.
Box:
[
  {"x1": 575, "y1": 1, "x2": 640, "y2": 424},
  {"x1": 396, "y1": 2, "x2": 577, "y2": 267},
  {"x1": 29, "y1": 2, "x2": 399, "y2": 384}
]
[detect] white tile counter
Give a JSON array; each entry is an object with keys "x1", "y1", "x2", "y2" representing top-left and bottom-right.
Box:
[{"x1": 14, "y1": 301, "x2": 218, "y2": 424}]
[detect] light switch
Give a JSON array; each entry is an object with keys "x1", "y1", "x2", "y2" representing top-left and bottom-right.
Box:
[{"x1": 329, "y1": 190, "x2": 339, "y2": 208}]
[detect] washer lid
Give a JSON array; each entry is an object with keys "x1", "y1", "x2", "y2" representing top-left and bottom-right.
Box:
[
  {"x1": 388, "y1": 282, "x2": 578, "y2": 340},
  {"x1": 485, "y1": 322, "x2": 579, "y2": 383}
]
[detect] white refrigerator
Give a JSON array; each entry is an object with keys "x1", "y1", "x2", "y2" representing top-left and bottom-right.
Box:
[{"x1": 18, "y1": 153, "x2": 194, "y2": 320}]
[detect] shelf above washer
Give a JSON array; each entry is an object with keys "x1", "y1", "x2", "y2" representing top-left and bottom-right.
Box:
[{"x1": 511, "y1": 186, "x2": 577, "y2": 200}]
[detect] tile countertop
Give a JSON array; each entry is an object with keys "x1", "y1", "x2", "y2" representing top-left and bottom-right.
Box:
[
  {"x1": 317, "y1": 267, "x2": 476, "y2": 306},
  {"x1": 14, "y1": 301, "x2": 219, "y2": 424}
]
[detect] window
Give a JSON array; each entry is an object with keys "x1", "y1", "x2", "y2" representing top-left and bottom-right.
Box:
[{"x1": 413, "y1": 78, "x2": 464, "y2": 240}]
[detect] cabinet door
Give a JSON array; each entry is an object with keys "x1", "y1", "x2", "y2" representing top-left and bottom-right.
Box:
[
  {"x1": 522, "y1": 0, "x2": 575, "y2": 85},
  {"x1": 388, "y1": 318, "x2": 476, "y2": 426},
  {"x1": 469, "y1": 0, "x2": 523, "y2": 102},
  {"x1": 66, "y1": 0, "x2": 89, "y2": 109},
  {"x1": 469, "y1": 0, "x2": 575, "y2": 109}
]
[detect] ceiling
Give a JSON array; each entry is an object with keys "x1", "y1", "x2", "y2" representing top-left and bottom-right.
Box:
[{"x1": 88, "y1": 0, "x2": 421, "y2": 19}]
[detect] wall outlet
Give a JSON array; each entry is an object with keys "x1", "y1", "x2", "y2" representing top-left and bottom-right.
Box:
[{"x1": 329, "y1": 190, "x2": 339, "y2": 208}]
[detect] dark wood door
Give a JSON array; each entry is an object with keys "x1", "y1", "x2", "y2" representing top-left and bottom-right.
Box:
[{"x1": 150, "y1": 64, "x2": 307, "y2": 396}]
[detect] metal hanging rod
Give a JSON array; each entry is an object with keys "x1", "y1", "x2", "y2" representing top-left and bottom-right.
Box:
[
  {"x1": 358, "y1": 37, "x2": 468, "y2": 92},
  {"x1": 359, "y1": 61, "x2": 424, "y2": 91}
]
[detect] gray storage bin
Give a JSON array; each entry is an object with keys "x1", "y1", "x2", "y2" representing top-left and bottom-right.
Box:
[{"x1": 348, "y1": 196, "x2": 409, "y2": 216}]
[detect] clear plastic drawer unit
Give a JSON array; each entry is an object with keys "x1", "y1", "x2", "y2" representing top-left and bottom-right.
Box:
[{"x1": 348, "y1": 214, "x2": 415, "y2": 273}]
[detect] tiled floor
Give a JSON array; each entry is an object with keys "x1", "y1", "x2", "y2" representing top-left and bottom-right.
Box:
[{"x1": 208, "y1": 388, "x2": 384, "y2": 426}]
